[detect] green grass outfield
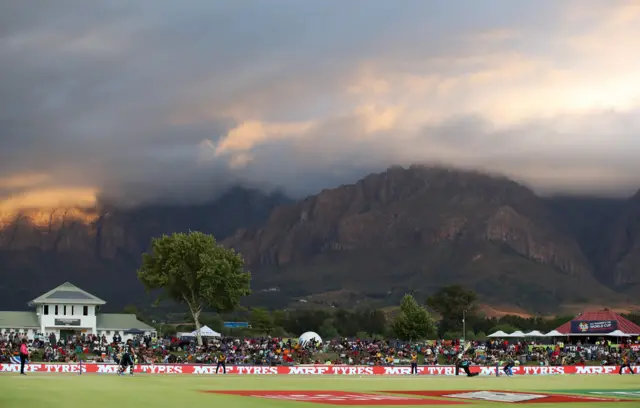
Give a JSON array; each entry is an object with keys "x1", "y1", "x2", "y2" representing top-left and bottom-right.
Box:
[{"x1": 0, "y1": 373, "x2": 639, "y2": 407}]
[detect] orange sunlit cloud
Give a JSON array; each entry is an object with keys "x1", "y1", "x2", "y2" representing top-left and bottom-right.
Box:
[
  {"x1": 0, "y1": 173, "x2": 51, "y2": 190},
  {"x1": 0, "y1": 188, "x2": 98, "y2": 212}
]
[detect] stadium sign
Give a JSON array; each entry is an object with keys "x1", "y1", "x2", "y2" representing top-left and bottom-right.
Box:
[
  {"x1": 54, "y1": 318, "x2": 81, "y2": 326},
  {"x1": 0, "y1": 363, "x2": 638, "y2": 375},
  {"x1": 570, "y1": 320, "x2": 617, "y2": 333},
  {"x1": 223, "y1": 321, "x2": 249, "y2": 328}
]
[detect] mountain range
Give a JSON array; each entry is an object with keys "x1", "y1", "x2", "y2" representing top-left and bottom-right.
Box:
[{"x1": 1, "y1": 165, "x2": 638, "y2": 313}]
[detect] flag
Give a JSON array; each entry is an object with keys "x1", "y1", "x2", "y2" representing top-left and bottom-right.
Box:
[{"x1": 10, "y1": 356, "x2": 28, "y2": 364}]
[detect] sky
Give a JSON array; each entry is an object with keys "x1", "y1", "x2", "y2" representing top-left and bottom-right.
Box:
[{"x1": 1, "y1": 0, "x2": 640, "y2": 210}]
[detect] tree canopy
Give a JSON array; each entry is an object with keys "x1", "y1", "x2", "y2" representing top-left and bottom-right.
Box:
[
  {"x1": 137, "y1": 298, "x2": 637, "y2": 340},
  {"x1": 137, "y1": 231, "x2": 251, "y2": 345},
  {"x1": 249, "y1": 307, "x2": 274, "y2": 334},
  {"x1": 426, "y1": 285, "x2": 477, "y2": 335},
  {"x1": 392, "y1": 294, "x2": 437, "y2": 341}
]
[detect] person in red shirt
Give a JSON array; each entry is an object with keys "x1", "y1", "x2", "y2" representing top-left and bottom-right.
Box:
[{"x1": 19, "y1": 338, "x2": 29, "y2": 375}]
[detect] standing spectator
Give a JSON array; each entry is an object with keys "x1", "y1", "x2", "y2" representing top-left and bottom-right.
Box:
[{"x1": 19, "y1": 338, "x2": 29, "y2": 375}]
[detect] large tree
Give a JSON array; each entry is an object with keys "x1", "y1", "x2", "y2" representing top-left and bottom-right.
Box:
[
  {"x1": 249, "y1": 307, "x2": 274, "y2": 335},
  {"x1": 392, "y1": 294, "x2": 437, "y2": 341},
  {"x1": 137, "y1": 231, "x2": 251, "y2": 345},
  {"x1": 426, "y1": 285, "x2": 477, "y2": 336}
]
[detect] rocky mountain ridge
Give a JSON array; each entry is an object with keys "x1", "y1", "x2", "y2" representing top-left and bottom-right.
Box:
[
  {"x1": 224, "y1": 166, "x2": 638, "y2": 311},
  {"x1": 226, "y1": 166, "x2": 591, "y2": 274},
  {"x1": 1, "y1": 165, "x2": 638, "y2": 312}
]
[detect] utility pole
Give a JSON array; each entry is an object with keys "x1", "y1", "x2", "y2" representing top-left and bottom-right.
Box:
[{"x1": 462, "y1": 310, "x2": 467, "y2": 346}]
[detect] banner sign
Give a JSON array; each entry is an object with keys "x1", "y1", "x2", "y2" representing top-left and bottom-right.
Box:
[
  {"x1": 223, "y1": 322, "x2": 249, "y2": 328},
  {"x1": 54, "y1": 318, "x2": 81, "y2": 326},
  {"x1": 0, "y1": 364, "x2": 636, "y2": 375},
  {"x1": 570, "y1": 320, "x2": 617, "y2": 334}
]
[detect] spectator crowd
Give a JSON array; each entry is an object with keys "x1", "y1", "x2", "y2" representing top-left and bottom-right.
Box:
[{"x1": 1, "y1": 330, "x2": 638, "y2": 367}]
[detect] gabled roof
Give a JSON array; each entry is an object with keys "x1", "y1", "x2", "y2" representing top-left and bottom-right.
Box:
[
  {"x1": 96, "y1": 314, "x2": 155, "y2": 331},
  {"x1": 0, "y1": 311, "x2": 39, "y2": 329},
  {"x1": 556, "y1": 310, "x2": 640, "y2": 335},
  {"x1": 29, "y1": 282, "x2": 106, "y2": 306}
]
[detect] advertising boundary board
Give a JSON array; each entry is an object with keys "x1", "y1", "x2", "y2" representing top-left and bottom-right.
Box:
[{"x1": 0, "y1": 363, "x2": 638, "y2": 375}]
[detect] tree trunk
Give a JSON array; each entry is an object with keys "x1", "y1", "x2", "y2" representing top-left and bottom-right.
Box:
[{"x1": 193, "y1": 309, "x2": 202, "y2": 346}]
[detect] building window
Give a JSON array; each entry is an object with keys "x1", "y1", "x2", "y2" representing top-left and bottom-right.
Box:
[
  {"x1": 43, "y1": 305, "x2": 49, "y2": 315},
  {"x1": 63, "y1": 305, "x2": 67, "y2": 315},
  {"x1": 71, "y1": 306, "x2": 74, "y2": 315},
  {"x1": 83, "y1": 306, "x2": 88, "y2": 316},
  {"x1": 55, "y1": 305, "x2": 59, "y2": 315}
]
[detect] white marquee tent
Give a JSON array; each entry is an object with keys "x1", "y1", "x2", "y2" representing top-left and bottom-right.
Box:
[
  {"x1": 189, "y1": 325, "x2": 221, "y2": 338},
  {"x1": 488, "y1": 329, "x2": 563, "y2": 338},
  {"x1": 487, "y1": 329, "x2": 635, "y2": 338},
  {"x1": 607, "y1": 330, "x2": 632, "y2": 337}
]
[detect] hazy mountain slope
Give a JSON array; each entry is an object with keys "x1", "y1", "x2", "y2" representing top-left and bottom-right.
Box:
[
  {"x1": 1, "y1": 166, "x2": 636, "y2": 313},
  {"x1": 224, "y1": 165, "x2": 621, "y2": 311},
  {"x1": 0, "y1": 187, "x2": 290, "y2": 309},
  {"x1": 600, "y1": 190, "x2": 640, "y2": 294},
  {"x1": 543, "y1": 195, "x2": 627, "y2": 284}
]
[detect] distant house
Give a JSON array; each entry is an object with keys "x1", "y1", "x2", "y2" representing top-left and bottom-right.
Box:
[{"x1": 0, "y1": 282, "x2": 155, "y2": 340}]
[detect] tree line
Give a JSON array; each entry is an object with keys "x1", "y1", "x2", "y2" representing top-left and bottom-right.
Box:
[
  {"x1": 195, "y1": 301, "x2": 639, "y2": 341},
  {"x1": 133, "y1": 231, "x2": 640, "y2": 342},
  {"x1": 133, "y1": 286, "x2": 637, "y2": 342}
]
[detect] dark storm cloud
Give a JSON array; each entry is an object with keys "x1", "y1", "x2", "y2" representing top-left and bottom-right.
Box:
[{"x1": 1, "y1": 0, "x2": 639, "y2": 209}]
